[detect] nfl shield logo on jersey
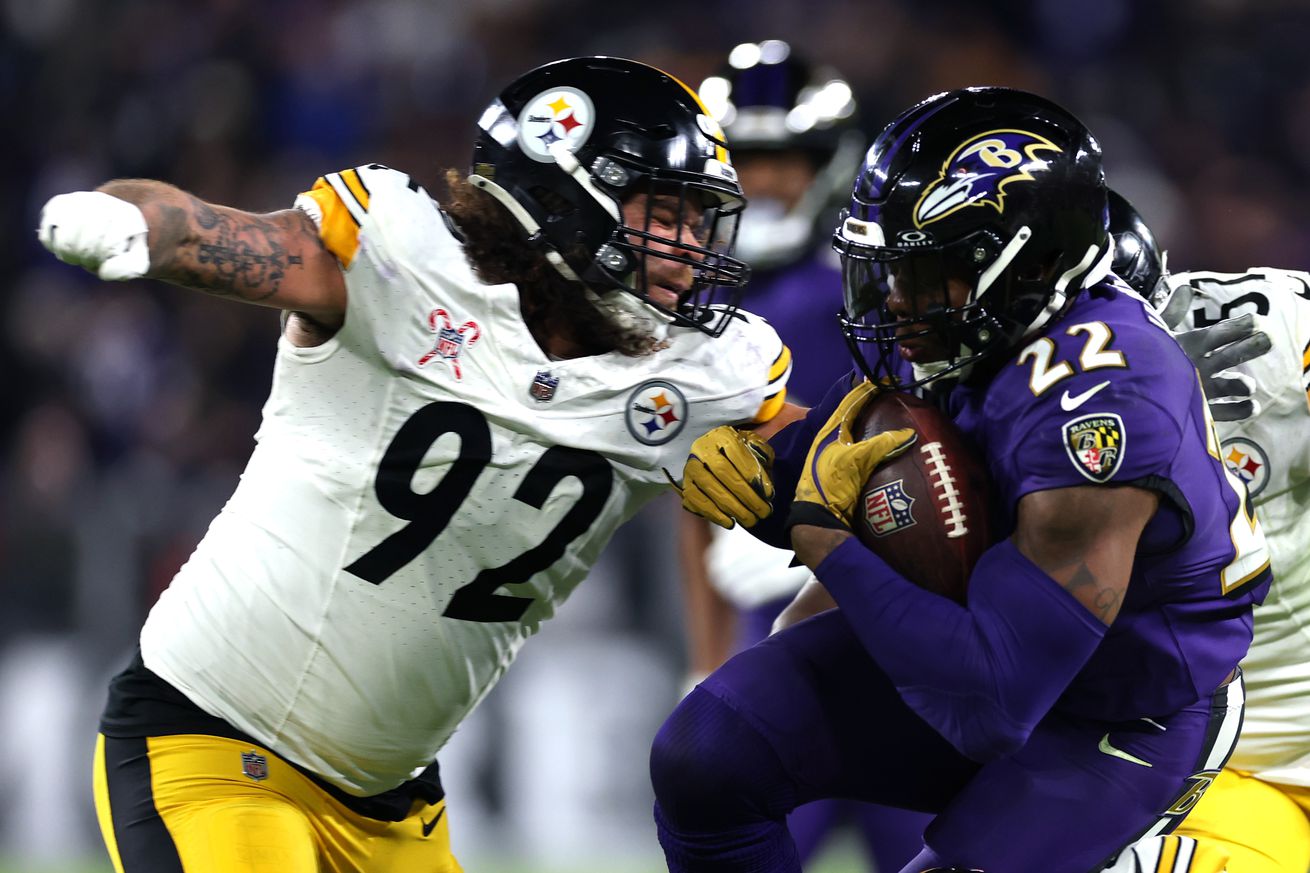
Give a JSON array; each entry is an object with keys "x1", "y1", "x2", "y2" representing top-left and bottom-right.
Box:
[
  {"x1": 241, "y1": 750, "x2": 269, "y2": 781},
  {"x1": 1063, "y1": 413, "x2": 1125, "y2": 483},
  {"x1": 864, "y1": 479, "x2": 917, "y2": 536},
  {"x1": 529, "y1": 370, "x2": 560, "y2": 402}
]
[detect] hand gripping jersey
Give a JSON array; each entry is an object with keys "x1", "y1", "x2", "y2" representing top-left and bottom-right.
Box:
[
  {"x1": 1169, "y1": 268, "x2": 1310, "y2": 784},
  {"x1": 941, "y1": 281, "x2": 1271, "y2": 720},
  {"x1": 138, "y1": 164, "x2": 790, "y2": 796}
]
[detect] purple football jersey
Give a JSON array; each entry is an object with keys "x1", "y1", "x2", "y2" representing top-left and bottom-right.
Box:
[{"x1": 944, "y1": 282, "x2": 1271, "y2": 720}]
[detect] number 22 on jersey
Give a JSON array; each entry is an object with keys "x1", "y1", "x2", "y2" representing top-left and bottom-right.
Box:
[
  {"x1": 1016, "y1": 320, "x2": 1269, "y2": 597},
  {"x1": 1016, "y1": 321, "x2": 1125, "y2": 397}
]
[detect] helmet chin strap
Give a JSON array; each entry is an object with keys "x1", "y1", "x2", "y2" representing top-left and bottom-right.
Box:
[
  {"x1": 469, "y1": 173, "x2": 583, "y2": 281},
  {"x1": 1025, "y1": 242, "x2": 1112, "y2": 338}
]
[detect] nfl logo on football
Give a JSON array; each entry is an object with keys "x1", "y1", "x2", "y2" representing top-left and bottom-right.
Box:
[
  {"x1": 864, "y1": 480, "x2": 917, "y2": 537},
  {"x1": 241, "y1": 750, "x2": 269, "y2": 781}
]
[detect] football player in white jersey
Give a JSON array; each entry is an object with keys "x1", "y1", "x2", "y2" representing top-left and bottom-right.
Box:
[
  {"x1": 1098, "y1": 192, "x2": 1310, "y2": 873},
  {"x1": 36, "y1": 56, "x2": 797, "y2": 873}
]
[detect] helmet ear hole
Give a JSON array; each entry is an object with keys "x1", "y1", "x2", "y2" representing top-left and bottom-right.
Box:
[{"x1": 527, "y1": 186, "x2": 574, "y2": 218}]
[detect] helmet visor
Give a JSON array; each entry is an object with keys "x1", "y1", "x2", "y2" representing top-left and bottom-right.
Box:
[{"x1": 834, "y1": 227, "x2": 1004, "y2": 385}]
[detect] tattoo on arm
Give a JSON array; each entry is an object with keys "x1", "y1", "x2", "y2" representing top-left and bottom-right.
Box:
[
  {"x1": 151, "y1": 196, "x2": 291, "y2": 301},
  {"x1": 1059, "y1": 563, "x2": 1123, "y2": 624},
  {"x1": 139, "y1": 192, "x2": 318, "y2": 306}
]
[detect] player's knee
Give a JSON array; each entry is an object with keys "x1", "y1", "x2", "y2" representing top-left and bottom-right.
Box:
[{"x1": 650, "y1": 687, "x2": 794, "y2": 827}]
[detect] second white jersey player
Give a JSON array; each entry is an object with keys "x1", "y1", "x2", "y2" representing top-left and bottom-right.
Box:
[
  {"x1": 1169, "y1": 267, "x2": 1310, "y2": 784},
  {"x1": 140, "y1": 164, "x2": 791, "y2": 796}
]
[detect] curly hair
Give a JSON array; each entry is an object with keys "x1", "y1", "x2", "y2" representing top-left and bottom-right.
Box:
[{"x1": 439, "y1": 171, "x2": 658, "y2": 357}]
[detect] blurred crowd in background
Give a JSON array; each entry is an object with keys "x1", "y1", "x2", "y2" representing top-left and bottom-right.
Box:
[{"x1": 4, "y1": 0, "x2": 1310, "y2": 870}]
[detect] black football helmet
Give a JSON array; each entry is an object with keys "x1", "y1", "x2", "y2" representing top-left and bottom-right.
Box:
[
  {"x1": 833, "y1": 86, "x2": 1111, "y2": 388},
  {"x1": 1107, "y1": 189, "x2": 1166, "y2": 301},
  {"x1": 470, "y1": 56, "x2": 749, "y2": 338},
  {"x1": 698, "y1": 40, "x2": 864, "y2": 272}
]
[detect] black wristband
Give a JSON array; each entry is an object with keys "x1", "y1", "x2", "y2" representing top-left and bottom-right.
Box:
[{"x1": 786, "y1": 501, "x2": 851, "y2": 535}]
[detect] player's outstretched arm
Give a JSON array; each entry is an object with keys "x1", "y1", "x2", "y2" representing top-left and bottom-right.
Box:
[{"x1": 39, "y1": 181, "x2": 346, "y2": 323}]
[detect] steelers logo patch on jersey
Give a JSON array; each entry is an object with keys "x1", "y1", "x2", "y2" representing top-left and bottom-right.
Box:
[
  {"x1": 1062, "y1": 413, "x2": 1125, "y2": 483},
  {"x1": 518, "y1": 87, "x2": 596, "y2": 163},
  {"x1": 626, "y1": 380, "x2": 688, "y2": 445},
  {"x1": 1222, "y1": 437, "x2": 1270, "y2": 498}
]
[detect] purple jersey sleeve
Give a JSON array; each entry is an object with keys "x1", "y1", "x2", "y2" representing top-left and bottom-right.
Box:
[
  {"x1": 952, "y1": 285, "x2": 1270, "y2": 719},
  {"x1": 769, "y1": 284, "x2": 1268, "y2": 725}
]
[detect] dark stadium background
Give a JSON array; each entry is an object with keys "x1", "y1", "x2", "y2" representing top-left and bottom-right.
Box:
[{"x1": 3, "y1": 1, "x2": 1307, "y2": 870}]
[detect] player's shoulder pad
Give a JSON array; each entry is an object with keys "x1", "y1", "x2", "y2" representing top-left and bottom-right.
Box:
[
  {"x1": 293, "y1": 164, "x2": 437, "y2": 268},
  {"x1": 990, "y1": 294, "x2": 1190, "y2": 485},
  {"x1": 669, "y1": 308, "x2": 792, "y2": 424}
]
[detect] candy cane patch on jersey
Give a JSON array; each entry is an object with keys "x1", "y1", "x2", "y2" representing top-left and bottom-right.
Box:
[
  {"x1": 626, "y1": 380, "x2": 687, "y2": 445},
  {"x1": 863, "y1": 479, "x2": 916, "y2": 536},
  {"x1": 1221, "y1": 437, "x2": 1270, "y2": 498},
  {"x1": 1063, "y1": 413, "x2": 1125, "y2": 483},
  {"x1": 418, "y1": 308, "x2": 481, "y2": 380}
]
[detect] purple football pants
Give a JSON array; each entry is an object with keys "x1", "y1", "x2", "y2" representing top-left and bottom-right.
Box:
[
  {"x1": 652, "y1": 609, "x2": 1240, "y2": 873},
  {"x1": 738, "y1": 599, "x2": 930, "y2": 871}
]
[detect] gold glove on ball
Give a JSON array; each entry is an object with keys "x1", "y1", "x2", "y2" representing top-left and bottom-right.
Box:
[{"x1": 791, "y1": 381, "x2": 916, "y2": 531}]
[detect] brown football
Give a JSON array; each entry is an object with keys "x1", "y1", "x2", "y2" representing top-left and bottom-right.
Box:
[{"x1": 852, "y1": 391, "x2": 992, "y2": 603}]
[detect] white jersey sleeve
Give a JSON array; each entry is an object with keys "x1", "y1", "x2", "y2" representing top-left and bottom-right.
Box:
[
  {"x1": 1170, "y1": 267, "x2": 1310, "y2": 783},
  {"x1": 139, "y1": 164, "x2": 789, "y2": 796}
]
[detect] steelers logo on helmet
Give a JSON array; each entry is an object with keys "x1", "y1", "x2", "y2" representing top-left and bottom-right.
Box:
[
  {"x1": 517, "y1": 87, "x2": 597, "y2": 163},
  {"x1": 914, "y1": 129, "x2": 1061, "y2": 228}
]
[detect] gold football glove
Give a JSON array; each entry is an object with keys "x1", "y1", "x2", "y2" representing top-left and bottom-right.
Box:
[
  {"x1": 669, "y1": 426, "x2": 775, "y2": 529},
  {"x1": 790, "y1": 380, "x2": 916, "y2": 531}
]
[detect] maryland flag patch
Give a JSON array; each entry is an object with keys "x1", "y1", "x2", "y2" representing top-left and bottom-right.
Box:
[{"x1": 1063, "y1": 413, "x2": 1125, "y2": 483}]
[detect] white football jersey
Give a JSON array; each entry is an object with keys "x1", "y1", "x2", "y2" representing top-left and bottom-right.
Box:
[
  {"x1": 140, "y1": 164, "x2": 791, "y2": 796},
  {"x1": 1169, "y1": 268, "x2": 1310, "y2": 784},
  {"x1": 707, "y1": 524, "x2": 812, "y2": 609}
]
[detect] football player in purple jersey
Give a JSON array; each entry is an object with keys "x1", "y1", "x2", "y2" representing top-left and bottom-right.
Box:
[{"x1": 656, "y1": 87, "x2": 1270, "y2": 872}]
